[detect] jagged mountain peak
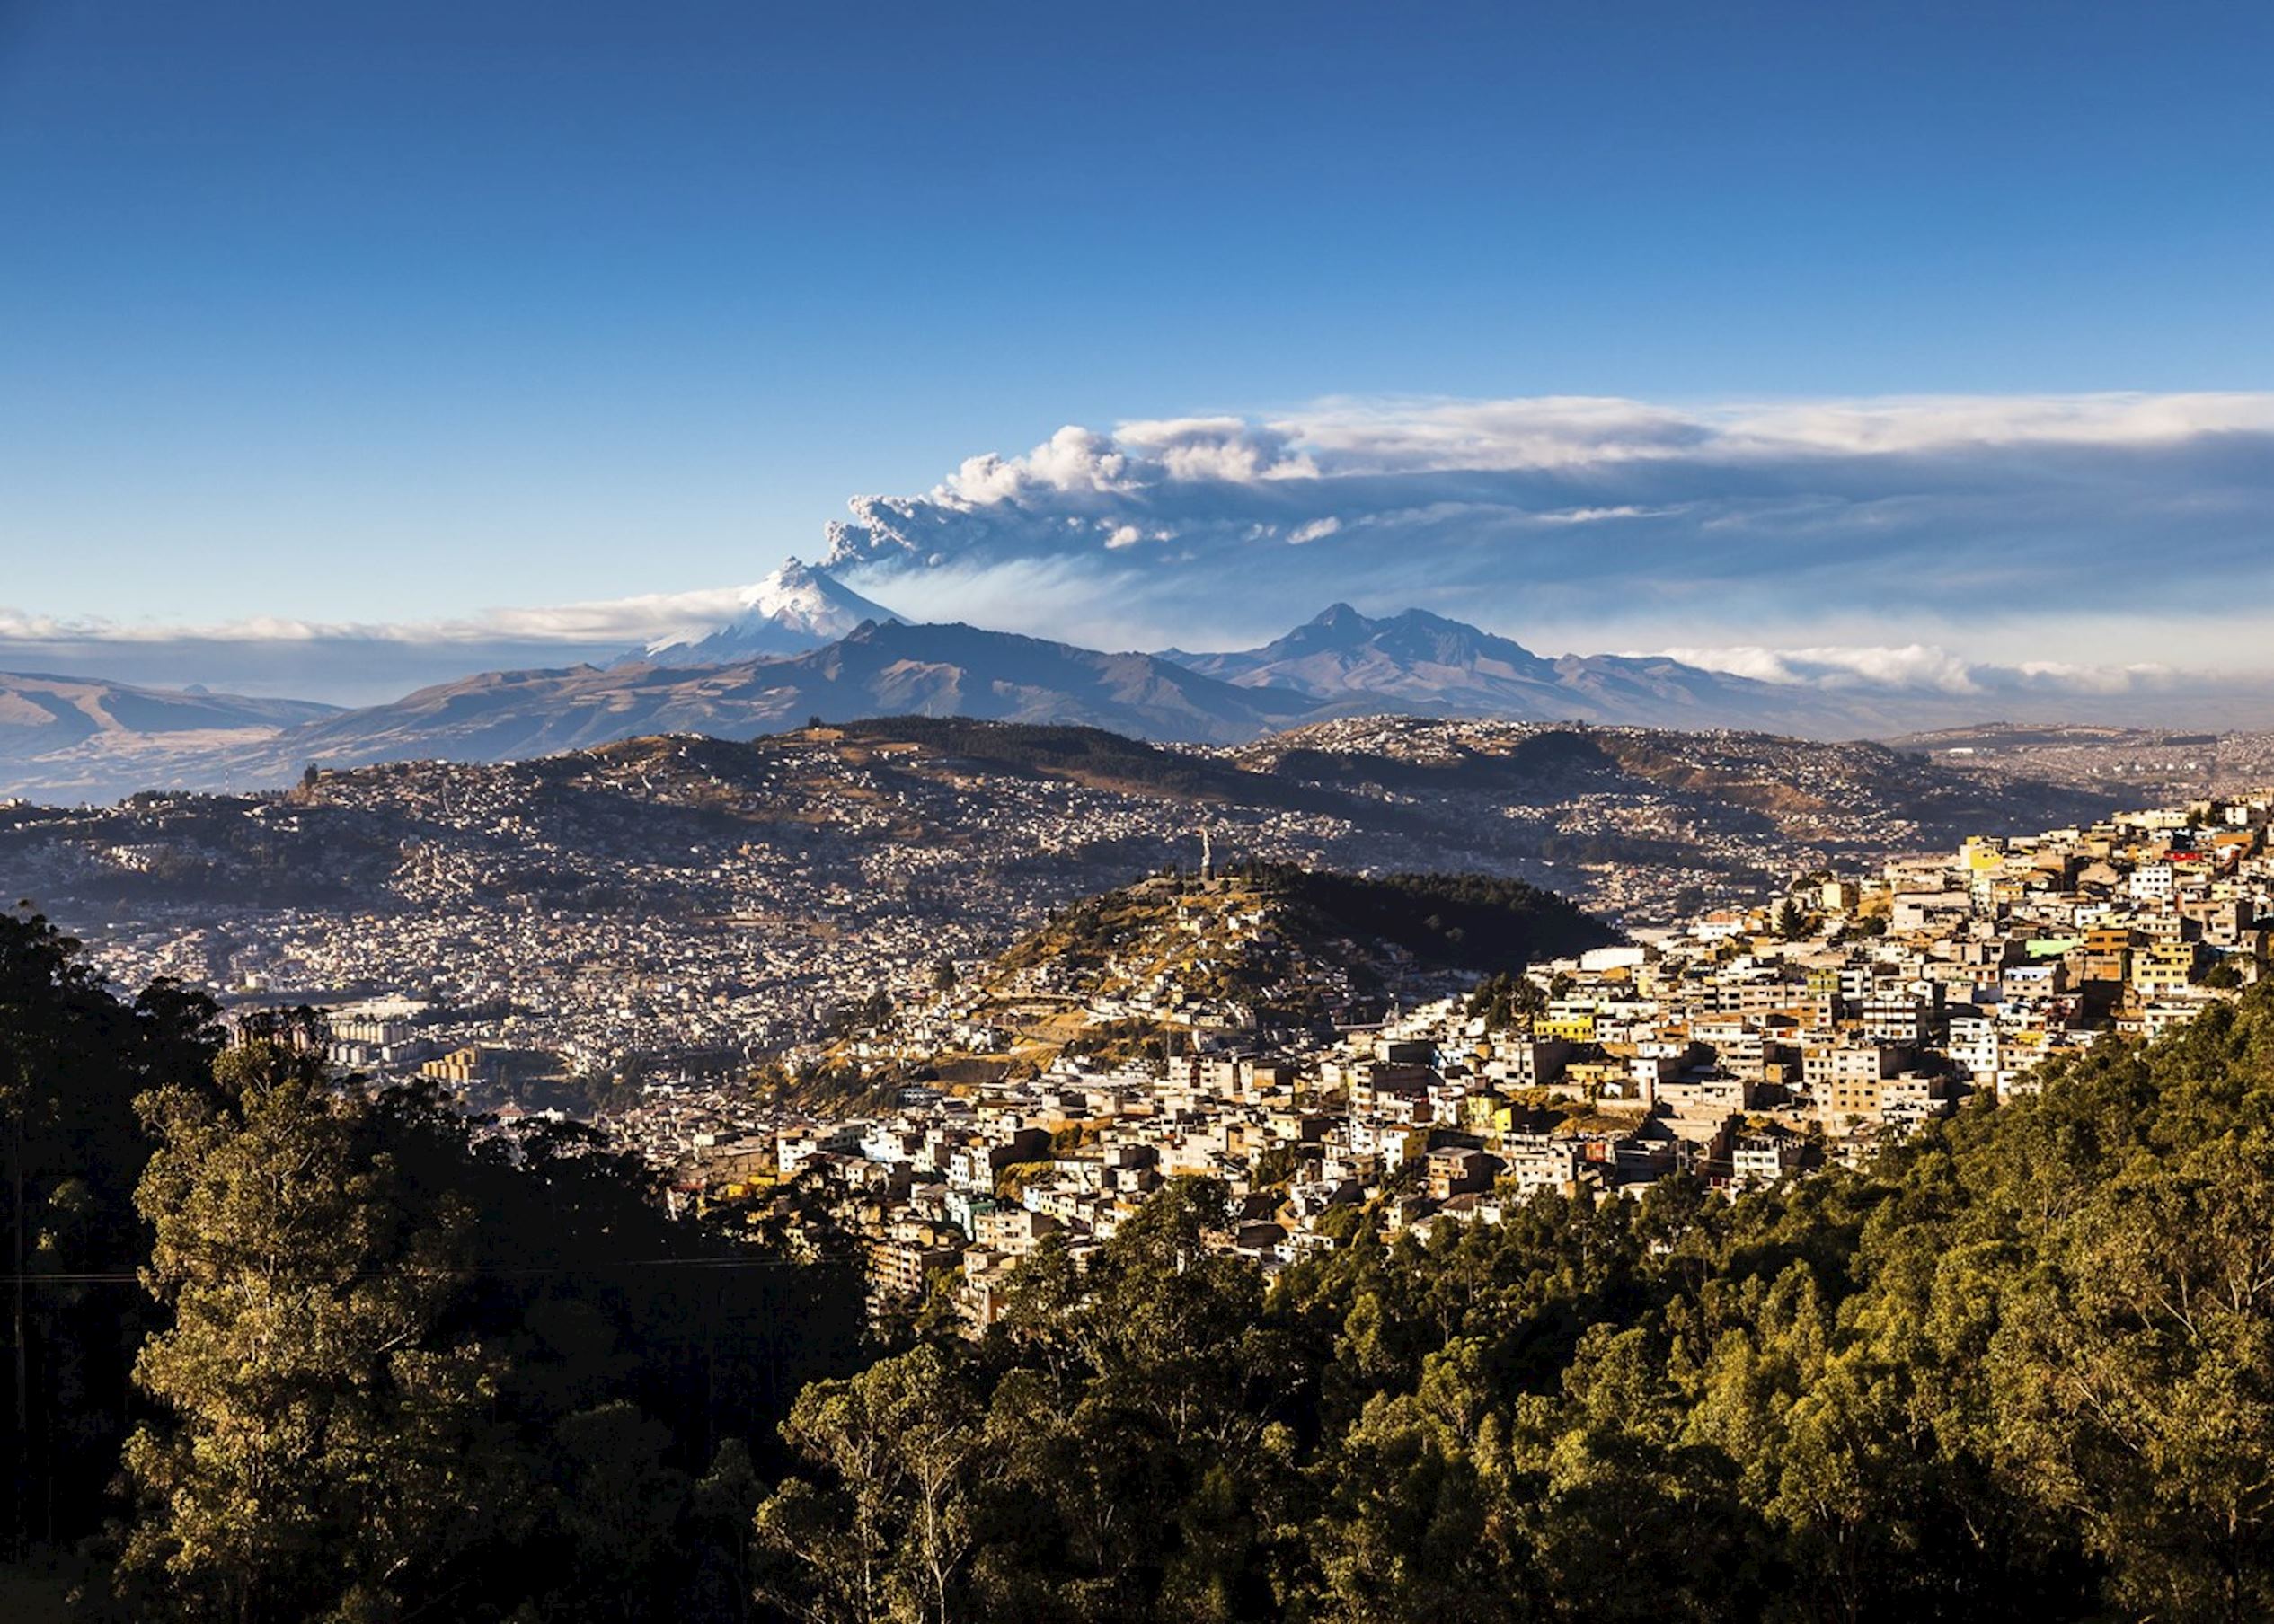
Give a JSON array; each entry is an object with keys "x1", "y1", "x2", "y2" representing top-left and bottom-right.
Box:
[
  {"x1": 1155, "y1": 605, "x2": 1889, "y2": 729},
  {"x1": 1274, "y1": 603, "x2": 1536, "y2": 658},
  {"x1": 1175, "y1": 604, "x2": 1560, "y2": 705}
]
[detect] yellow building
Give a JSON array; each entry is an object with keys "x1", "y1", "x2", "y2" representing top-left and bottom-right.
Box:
[{"x1": 1537, "y1": 1012, "x2": 1596, "y2": 1044}]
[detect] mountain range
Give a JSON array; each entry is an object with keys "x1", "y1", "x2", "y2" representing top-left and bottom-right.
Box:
[
  {"x1": 202, "y1": 619, "x2": 1316, "y2": 786},
  {"x1": 0, "y1": 672, "x2": 340, "y2": 801},
  {"x1": 0, "y1": 567, "x2": 2137, "y2": 803},
  {"x1": 1161, "y1": 604, "x2": 1871, "y2": 733}
]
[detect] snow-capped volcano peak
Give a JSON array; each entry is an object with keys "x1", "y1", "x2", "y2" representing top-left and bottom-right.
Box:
[
  {"x1": 642, "y1": 559, "x2": 900, "y2": 666},
  {"x1": 729, "y1": 558, "x2": 887, "y2": 639}
]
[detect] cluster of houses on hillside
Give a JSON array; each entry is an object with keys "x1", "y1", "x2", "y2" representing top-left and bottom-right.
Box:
[{"x1": 664, "y1": 790, "x2": 2274, "y2": 1328}]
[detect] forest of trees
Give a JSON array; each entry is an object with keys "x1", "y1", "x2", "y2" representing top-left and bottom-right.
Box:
[
  {"x1": 748, "y1": 986, "x2": 2274, "y2": 1622},
  {"x1": 0, "y1": 911, "x2": 864, "y2": 1621},
  {"x1": 1263, "y1": 865, "x2": 1624, "y2": 973},
  {"x1": 4, "y1": 905, "x2": 2274, "y2": 1620}
]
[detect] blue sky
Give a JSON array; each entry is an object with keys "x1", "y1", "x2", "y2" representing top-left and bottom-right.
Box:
[{"x1": 1, "y1": 0, "x2": 2270, "y2": 699}]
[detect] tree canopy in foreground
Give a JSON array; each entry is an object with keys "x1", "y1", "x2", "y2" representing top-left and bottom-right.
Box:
[{"x1": 4, "y1": 908, "x2": 2274, "y2": 1620}]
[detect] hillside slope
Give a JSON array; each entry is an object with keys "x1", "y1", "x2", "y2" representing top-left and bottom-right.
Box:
[
  {"x1": 0, "y1": 672, "x2": 338, "y2": 801},
  {"x1": 969, "y1": 865, "x2": 1618, "y2": 1049},
  {"x1": 6, "y1": 716, "x2": 2128, "y2": 935}
]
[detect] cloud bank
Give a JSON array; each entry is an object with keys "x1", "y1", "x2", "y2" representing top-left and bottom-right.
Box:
[
  {"x1": 823, "y1": 392, "x2": 2274, "y2": 667},
  {"x1": 0, "y1": 589, "x2": 752, "y2": 706},
  {"x1": 1651, "y1": 644, "x2": 2178, "y2": 698}
]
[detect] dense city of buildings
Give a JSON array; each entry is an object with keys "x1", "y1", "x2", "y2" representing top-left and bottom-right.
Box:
[
  {"x1": 601, "y1": 786, "x2": 2274, "y2": 1328},
  {"x1": 5, "y1": 720, "x2": 2120, "y2": 1097},
  {"x1": 8, "y1": 718, "x2": 2267, "y2": 1330},
  {"x1": 1893, "y1": 722, "x2": 2274, "y2": 800}
]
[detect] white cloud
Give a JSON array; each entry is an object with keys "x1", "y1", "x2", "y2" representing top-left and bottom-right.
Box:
[
  {"x1": 0, "y1": 586, "x2": 765, "y2": 706},
  {"x1": 1535, "y1": 505, "x2": 1669, "y2": 525},
  {"x1": 0, "y1": 586, "x2": 751, "y2": 653},
  {"x1": 1709, "y1": 392, "x2": 2274, "y2": 456},
  {"x1": 1280, "y1": 393, "x2": 1713, "y2": 471},
  {"x1": 1274, "y1": 391, "x2": 2274, "y2": 470},
  {"x1": 1651, "y1": 643, "x2": 1987, "y2": 693},
  {"x1": 1650, "y1": 642, "x2": 2185, "y2": 699},
  {"x1": 819, "y1": 391, "x2": 2274, "y2": 671}
]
